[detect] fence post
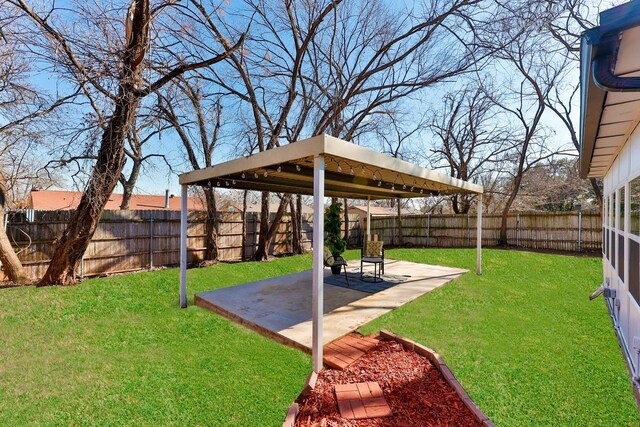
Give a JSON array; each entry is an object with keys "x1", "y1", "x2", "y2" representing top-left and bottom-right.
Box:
[
  {"x1": 149, "y1": 218, "x2": 154, "y2": 268},
  {"x1": 516, "y1": 213, "x2": 521, "y2": 247},
  {"x1": 80, "y1": 254, "x2": 85, "y2": 279},
  {"x1": 578, "y1": 211, "x2": 582, "y2": 252},
  {"x1": 467, "y1": 214, "x2": 471, "y2": 247}
]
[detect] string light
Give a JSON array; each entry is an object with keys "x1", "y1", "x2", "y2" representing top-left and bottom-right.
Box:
[
  {"x1": 391, "y1": 184, "x2": 395, "y2": 191},
  {"x1": 402, "y1": 184, "x2": 406, "y2": 190},
  {"x1": 337, "y1": 163, "x2": 343, "y2": 173},
  {"x1": 296, "y1": 164, "x2": 301, "y2": 172},
  {"x1": 216, "y1": 181, "x2": 221, "y2": 187},
  {"x1": 378, "y1": 181, "x2": 382, "y2": 187},
  {"x1": 420, "y1": 188, "x2": 424, "y2": 194},
  {"x1": 264, "y1": 171, "x2": 268, "y2": 177},
  {"x1": 361, "y1": 166, "x2": 365, "y2": 176},
  {"x1": 277, "y1": 165, "x2": 282, "y2": 173},
  {"x1": 225, "y1": 180, "x2": 229, "y2": 186},
  {"x1": 241, "y1": 173, "x2": 246, "y2": 179},
  {"x1": 349, "y1": 166, "x2": 354, "y2": 175},
  {"x1": 232, "y1": 180, "x2": 236, "y2": 185},
  {"x1": 254, "y1": 172, "x2": 259, "y2": 179},
  {"x1": 207, "y1": 180, "x2": 211, "y2": 187}
]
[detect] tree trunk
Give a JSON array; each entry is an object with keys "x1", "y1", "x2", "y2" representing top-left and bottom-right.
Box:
[
  {"x1": 203, "y1": 187, "x2": 219, "y2": 261},
  {"x1": 342, "y1": 197, "x2": 349, "y2": 243},
  {"x1": 241, "y1": 190, "x2": 248, "y2": 260},
  {"x1": 396, "y1": 198, "x2": 404, "y2": 247},
  {"x1": 0, "y1": 209, "x2": 31, "y2": 283},
  {"x1": 498, "y1": 177, "x2": 523, "y2": 246},
  {"x1": 289, "y1": 197, "x2": 303, "y2": 254},
  {"x1": 296, "y1": 195, "x2": 304, "y2": 253},
  {"x1": 254, "y1": 193, "x2": 291, "y2": 260},
  {"x1": 119, "y1": 160, "x2": 141, "y2": 209},
  {"x1": 39, "y1": 0, "x2": 149, "y2": 285},
  {"x1": 590, "y1": 177, "x2": 603, "y2": 208},
  {"x1": 254, "y1": 192, "x2": 271, "y2": 260}
]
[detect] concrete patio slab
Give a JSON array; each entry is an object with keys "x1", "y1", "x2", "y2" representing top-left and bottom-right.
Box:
[{"x1": 195, "y1": 259, "x2": 467, "y2": 352}]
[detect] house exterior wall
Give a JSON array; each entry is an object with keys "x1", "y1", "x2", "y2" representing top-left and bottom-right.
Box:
[{"x1": 602, "y1": 125, "x2": 640, "y2": 377}]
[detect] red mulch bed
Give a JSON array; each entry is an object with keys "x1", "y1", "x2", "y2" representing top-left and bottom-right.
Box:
[{"x1": 295, "y1": 339, "x2": 482, "y2": 427}]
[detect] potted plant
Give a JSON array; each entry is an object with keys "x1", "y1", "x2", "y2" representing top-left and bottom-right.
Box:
[{"x1": 325, "y1": 202, "x2": 347, "y2": 274}]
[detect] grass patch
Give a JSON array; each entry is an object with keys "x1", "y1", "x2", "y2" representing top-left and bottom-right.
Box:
[
  {"x1": 0, "y1": 256, "x2": 313, "y2": 426},
  {"x1": 359, "y1": 248, "x2": 639, "y2": 426},
  {"x1": 0, "y1": 249, "x2": 637, "y2": 425}
]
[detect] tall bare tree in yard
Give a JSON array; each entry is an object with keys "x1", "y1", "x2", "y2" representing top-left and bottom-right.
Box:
[
  {"x1": 119, "y1": 114, "x2": 172, "y2": 209},
  {"x1": 428, "y1": 84, "x2": 511, "y2": 214},
  {"x1": 9, "y1": 0, "x2": 243, "y2": 284},
  {"x1": 484, "y1": 1, "x2": 571, "y2": 245},
  {"x1": 156, "y1": 77, "x2": 224, "y2": 261},
  {"x1": 542, "y1": 0, "x2": 603, "y2": 206},
  {"x1": 0, "y1": 10, "x2": 73, "y2": 283}
]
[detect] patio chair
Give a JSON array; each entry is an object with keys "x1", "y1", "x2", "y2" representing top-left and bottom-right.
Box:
[
  {"x1": 361, "y1": 240, "x2": 384, "y2": 281},
  {"x1": 323, "y1": 247, "x2": 350, "y2": 287}
]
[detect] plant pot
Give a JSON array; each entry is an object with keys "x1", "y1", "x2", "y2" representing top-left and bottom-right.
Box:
[{"x1": 330, "y1": 265, "x2": 342, "y2": 275}]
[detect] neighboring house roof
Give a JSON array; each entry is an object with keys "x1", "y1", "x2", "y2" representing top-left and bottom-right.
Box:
[
  {"x1": 348, "y1": 205, "x2": 419, "y2": 217},
  {"x1": 580, "y1": 0, "x2": 640, "y2": 178},
  {"x1": 28, "y1": 190, "x2": 205, "y2": 211}
]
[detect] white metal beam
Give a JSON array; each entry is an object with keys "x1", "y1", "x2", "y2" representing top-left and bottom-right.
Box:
[
  {"x1": 312, "y1": 155, "x2": 325, "y2": 373},
  {"x1": 180, "y1": 184, "x2": 188, "y2": 308},
  {"x1": 477, "y1": 194, "x2": 483, "y2": 275}
]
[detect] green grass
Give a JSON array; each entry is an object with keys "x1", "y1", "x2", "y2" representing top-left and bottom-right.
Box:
[
  {"x1": 0, "y1": 249, "x2": 637, "y2": 426},
  {"x1": 0, "y1": 256, "x2": 314, "y2": 426},
  {"x1": 360, "y1": 248, "x2": 639, "y2": 426}
]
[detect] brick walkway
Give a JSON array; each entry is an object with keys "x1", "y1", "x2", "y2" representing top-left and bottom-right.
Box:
[
  {"x1": 335, "y1": 382, "x2": 392, "y2": 419},
  {"x1": 323, "y1": 333, "x2": 378, "y2": 370}
]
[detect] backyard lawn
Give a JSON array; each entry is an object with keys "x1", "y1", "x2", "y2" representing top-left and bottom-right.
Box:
[{"x1": 0, "y1": 249, "x2": 638, "y2": 426}]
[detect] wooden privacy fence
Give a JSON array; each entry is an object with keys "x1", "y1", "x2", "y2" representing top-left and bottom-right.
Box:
[
  {"x1": 4, "y1": 209, "x2": 314, "y2": 280},
  {"x1": 3, "y1": 209, "x2": 600, "y2": 281},
  {"x1": 366, "y1": 211, "x2": 602, "y2": 252}
]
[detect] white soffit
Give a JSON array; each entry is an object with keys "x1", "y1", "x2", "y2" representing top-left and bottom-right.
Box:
[{"x1": 588, "y1": 27, "x2": 640, "y2": 178}]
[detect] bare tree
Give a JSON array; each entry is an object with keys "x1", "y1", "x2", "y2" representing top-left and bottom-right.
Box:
[
  {"x1": 542, "y1": 0, "x2": 603, "y2": 206},
  {"x1": 8, "y1": 0, "x2": 243, "y2": 284},
  {"x1": 484, "y1": 1, "x2": 571, "y2": 244},
  {"x1": 428, "y1": 84, "x2": 511, "y2": 213},
  {"x1": 119, "y1": 113, "x2": 172, "y2": 209},
  {"x1": 156, "y1": 77, "x2": 224, "y2": 261}
]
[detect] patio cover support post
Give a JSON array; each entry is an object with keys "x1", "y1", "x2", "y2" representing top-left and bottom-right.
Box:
[
  {"x1": 180, "y1": 184, "x2": 188, "y2": 308},
  {"x1": 477, "y1": 194, "x2": 483, "y2": 275},
  {"x1": 312, "y1": 154, "x2": 325, "y2": 372},
  {"x1": 366, "y1": 196, "x2": 371, "y2": 241}
]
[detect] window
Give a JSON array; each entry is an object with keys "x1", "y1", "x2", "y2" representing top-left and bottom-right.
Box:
[
  {"x1": 631, "y1": 177, "x2": 640, "y2": 236},
  {"x1": 620, "y1": 187, "x2": 626, "y2": 232},
  {"x1": 612, "y1": 192, "x2": 617, "y2": 229}
]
